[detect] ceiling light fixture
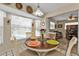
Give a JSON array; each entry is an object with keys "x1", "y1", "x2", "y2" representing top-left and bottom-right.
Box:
[{"x1": 33, "y1": 3, "x2": 44, "y2": 17}]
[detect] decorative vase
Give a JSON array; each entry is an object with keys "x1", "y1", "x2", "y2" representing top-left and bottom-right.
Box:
[{"x1": 40, "y1": 29, "x2": 46, "y2": 47}]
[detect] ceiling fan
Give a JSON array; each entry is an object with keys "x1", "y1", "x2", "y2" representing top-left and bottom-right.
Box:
[{"x1": 68, "y1": 14, "x2": 78, "y2": 20}]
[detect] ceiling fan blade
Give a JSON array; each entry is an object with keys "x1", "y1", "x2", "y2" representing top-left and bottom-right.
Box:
[{"x1": 74, "y1": 16, "x2": 78, "y2": 18}]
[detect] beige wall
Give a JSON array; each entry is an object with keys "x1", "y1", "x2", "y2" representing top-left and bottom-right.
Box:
[{"x1": 78, "y1": 11, "x2": 79, "y2": 55}]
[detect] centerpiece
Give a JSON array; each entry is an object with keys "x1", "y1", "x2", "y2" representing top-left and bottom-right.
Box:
[{"x1": 40, "y1": 22, "x2": 47, "y2": 47}]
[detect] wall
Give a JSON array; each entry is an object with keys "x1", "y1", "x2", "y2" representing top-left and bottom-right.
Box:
[
  {"x1": 47, "y1": 19, "x2": 78, "y2": 37},
  {"x1": 44, "y1": 4, "x2": 79, "y2": 34},
  {"x1": 46, "y1": 8, "x2": 78, "y2": 37},
  {"x1": 3, "y1": 3, "x2": 29, "y2": 15},
  {"x1": 55, "y1": 21, "x2": 65, "y2": 38}
]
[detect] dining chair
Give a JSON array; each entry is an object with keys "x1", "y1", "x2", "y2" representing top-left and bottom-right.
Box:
[
  {"x1": 10, "y1": 35, "x2": 37, "y2": 56},
  {"x1": 11, "y1": 35, "x2": 28, "y2": 56},
  {"x1": 49, "y1": 32, "x2": 56, "y2": 39},
  {"x1": 65, "y1": 36, "x2": 77, "y2": 56},
  {"x1": 55, "y1": 36, "x2": 77, "y2": 56}
]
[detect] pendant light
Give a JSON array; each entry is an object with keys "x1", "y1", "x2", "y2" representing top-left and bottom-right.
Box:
[{"x1": 34, "y1": 3, "x2": 44, "y2": 17}]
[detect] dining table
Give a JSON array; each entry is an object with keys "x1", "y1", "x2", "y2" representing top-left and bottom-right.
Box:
[{"x1": 25, "y1": 38, "x2": 59, "y2": 56}]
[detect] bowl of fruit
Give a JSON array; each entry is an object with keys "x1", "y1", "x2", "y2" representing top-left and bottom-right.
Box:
[{"x1": 26, "y1": 40, "x2": 41, "y2": 47}]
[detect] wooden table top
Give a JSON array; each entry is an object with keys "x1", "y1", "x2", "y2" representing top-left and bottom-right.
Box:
[{"x1": 25, "y1": 38, "x2": 59, "y2": 49}]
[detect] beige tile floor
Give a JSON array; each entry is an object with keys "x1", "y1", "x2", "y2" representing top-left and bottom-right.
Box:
[{"x1": 0, "y1": 38, "x2": 78, "y2": 56}]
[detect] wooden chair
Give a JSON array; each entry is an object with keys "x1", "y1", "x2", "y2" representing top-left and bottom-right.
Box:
[{"x1": 65, "y1": 36, "x2": 77, "y2": 56}]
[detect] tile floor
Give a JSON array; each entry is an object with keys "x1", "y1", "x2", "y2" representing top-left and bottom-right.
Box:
[{"x1": 0, "y1": 38, "x2": 78, "y2": 56}]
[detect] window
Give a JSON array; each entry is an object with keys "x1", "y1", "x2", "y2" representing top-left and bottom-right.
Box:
[
  {"x1": 35, "y1": 20, "x2": 41, "y2": 36},
  {"x1": 11, "y1": 15, "x2": 33, "y2": 40},
  {"x1": 50, "y1": 22, "x2": 55, "y2": 29},
  {"x1": 11, "y1": 15, "x2": 41, "y2": 40}
]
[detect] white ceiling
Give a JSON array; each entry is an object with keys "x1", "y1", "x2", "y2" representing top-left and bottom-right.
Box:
[{"x1": 25, "y1": 3, "x2": 72, "y2": 14}]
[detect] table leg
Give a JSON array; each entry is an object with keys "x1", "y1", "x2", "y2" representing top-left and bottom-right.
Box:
[{"x1": 36, "y1": 52, "x2": 48, "y2": 56}]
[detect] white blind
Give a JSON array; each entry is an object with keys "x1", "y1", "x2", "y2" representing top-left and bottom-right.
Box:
[
  {"x1": 11, "y1": 15, "x2": 33, "y2": 40},
  {"x1": 11, "y1": 15, "x2": 41, "y2": 40}
]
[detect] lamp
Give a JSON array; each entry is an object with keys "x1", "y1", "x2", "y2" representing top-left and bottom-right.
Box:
[{"x1": 33, "y1": 3, "x2": 44, "y2": 17}]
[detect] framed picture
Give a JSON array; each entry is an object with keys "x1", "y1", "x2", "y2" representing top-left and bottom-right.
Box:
[{"x1": 58, "y1": 24, "x2": 62, "y2": 28}]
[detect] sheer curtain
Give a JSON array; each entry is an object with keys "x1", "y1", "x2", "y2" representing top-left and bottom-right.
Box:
[{"x1": 0, "y1": 10, "x2": 6, "y2": 44}]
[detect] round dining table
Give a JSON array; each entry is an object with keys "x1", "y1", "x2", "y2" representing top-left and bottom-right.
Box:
[{"x1": 25, "y1": 39, "x2": 59, "y2": 56}]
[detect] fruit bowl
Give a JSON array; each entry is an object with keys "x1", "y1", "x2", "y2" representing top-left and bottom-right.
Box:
[
  {"x1": 26, "y1": 40, "x2": 41, "y2": 47},
  {"x1": 47, "y1": 40, "x2": 59, "y2": 45}
]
